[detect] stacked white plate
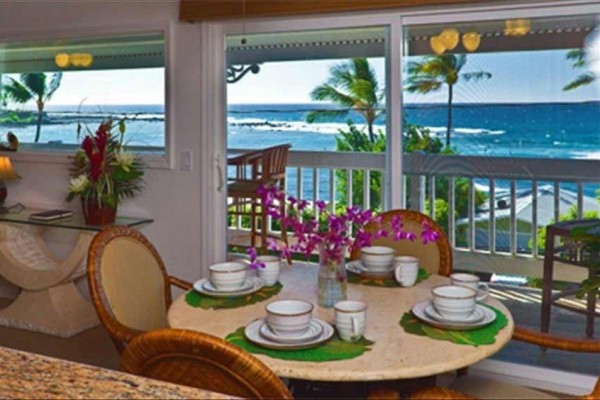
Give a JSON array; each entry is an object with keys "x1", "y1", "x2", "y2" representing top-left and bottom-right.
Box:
[
  {"x1": 244, "y1": 318, "x2": 334, "y2": 350},
  {"x1": 346, "y1": 260, "x2": 394, "y2": 278},
  {"x1": 193, "y1": 277, "x2": 264, "y2": 298},
  {"x1": 411, "y1": 299, "x2": 496, "y2": 330}
]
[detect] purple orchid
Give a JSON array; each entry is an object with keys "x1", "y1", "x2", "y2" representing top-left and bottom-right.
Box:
[{"x1": 249, "y1": 184, "x2": 441, "y2": 267}]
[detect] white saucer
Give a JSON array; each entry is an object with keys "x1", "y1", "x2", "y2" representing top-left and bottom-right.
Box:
[
  {"x1": 203, "y1": 279, "x2": 254, "y2": 293},
  {"x1": 193, "y1": 277, "x2": 263, "y2": 298},
  {"x1": 412, "y1": 300, "x2": 496, "y2": 331},
  {"x1": 424, "y1": 303, "x2": 485, "y2": 324},
  {"x1": 346, "y1": 260, "x2": 393, "y2": 278},
  {"x1": 245, "y1": 318, "x2": 334, "y2": 350},
  {"x1": 259, "y1": 319, "x2": 324, "y2": 344}
]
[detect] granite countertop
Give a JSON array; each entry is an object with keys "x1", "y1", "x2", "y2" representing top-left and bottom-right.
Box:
[{"x1": 0, "y1": 346, "x2": 232, "y2": 399}]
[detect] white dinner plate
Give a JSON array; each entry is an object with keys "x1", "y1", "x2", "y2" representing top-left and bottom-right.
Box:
[
  {"x1": 202, "y1": 278, "x2": 254, "y2": 293},
  {"x1": 424, "y1": 303, "x2": 485, "y2": 324},
  {"x1": 245, "y1": 318, "x2": 334, "y2": 350},
  {"x1": 259, "y1": 319, "x2": 324, "y2": 344},
  {"x1": 412, "y1": 300, "x2": 496, "y2": 331},
  {"x1": 193, "y1": 277, "x2": 263, "y2": 298},
  {"x1": 346, "y1": 260, "x2": 394, "y2": 278}
]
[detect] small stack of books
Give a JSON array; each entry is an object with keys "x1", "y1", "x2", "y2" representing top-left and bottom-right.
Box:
[{"x1": 29, "y1": 209, "x2": 74, "y2": 221}]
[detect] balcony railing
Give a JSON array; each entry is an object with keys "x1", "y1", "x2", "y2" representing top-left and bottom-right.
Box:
[{"x1": 228, "y1": 148, "x2": 600, "y2": 262}]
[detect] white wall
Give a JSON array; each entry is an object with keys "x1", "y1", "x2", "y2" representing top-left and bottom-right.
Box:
[{"x1": 0, "y1": 1, "x2": 218, "y2": 295}]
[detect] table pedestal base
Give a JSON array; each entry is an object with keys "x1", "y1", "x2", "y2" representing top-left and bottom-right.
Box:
[{"x1": 0, "y1": 281, "x2": 99, "y2": 338}]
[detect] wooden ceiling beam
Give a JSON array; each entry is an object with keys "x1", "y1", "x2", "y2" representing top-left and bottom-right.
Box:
[{"x1": 180, "y1": 0, "x2": 486, "y2": 21}]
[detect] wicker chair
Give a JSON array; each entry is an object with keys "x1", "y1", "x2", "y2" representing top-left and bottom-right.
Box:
[
  {"x1": 87, "y1": 226, "x2": 192, "y2": 353},
  {"x1": 350, "y1": 209, "x2": 452, "y2": 277},
  {"x1": 228, "y1": 143, "x2": 291, "y2": 260},
  {"x1": 410, "y1": 326, "x2": 600, "y2": 399},
  {"x1": 120, "y1": 328, "x2": 293, "y2": 399}
]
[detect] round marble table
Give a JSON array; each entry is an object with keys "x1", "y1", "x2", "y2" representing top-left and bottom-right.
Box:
[{"x1": 168, "y1": 263, "x2": 514, "y2": 382}]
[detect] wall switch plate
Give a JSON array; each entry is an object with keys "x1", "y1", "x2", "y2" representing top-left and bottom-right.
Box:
[{"x1": 180, "y1": 150, "x2": 192, "y2": 171}]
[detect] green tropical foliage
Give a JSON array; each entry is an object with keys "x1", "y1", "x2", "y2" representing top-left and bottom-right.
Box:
[
  {"x1": 404, "y1": 54, "x2": 491, "y2": 148},
  {"x1": 563, "y1": 48, "x2": 596, "y2": 91},
  {"x1": 2, "y1": 72, "x2": 63, "y2": 143},
  {"x1": 306, "y1": 58, "x2": 384, "y2": 143}
]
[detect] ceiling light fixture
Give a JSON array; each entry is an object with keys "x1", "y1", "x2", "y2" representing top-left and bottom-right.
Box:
[
  {"x1": 430, "y1": 35, "x2": 446, "y2": 55},
  {"x1": 504, "y1": 19, "x2": 531, "y2": 36},
  {"x1": 440, "y1": 28, "x2": 460, "y2": 50},
  {"x1": 462, "y1": 32, "x2": 481, "y2": 52}
]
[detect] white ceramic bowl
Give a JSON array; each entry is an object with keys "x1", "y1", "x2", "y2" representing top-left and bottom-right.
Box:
[
  {"x1": 360, "y1": 246, "x2": 395, "y2": 271},
  {"x1": 431, "y1": 285, "x2": 477, "y2": 321},
  {"x1": 450, "y1": 273, "x2": 480, "y2": 291},
  {"x1": 266, "y1": 299, "x2": 313, "y2": 338},
  {"x1": 257, "y1": 255, "x2": 281, "y2": 287},
  {"x1": 208, "y1": 262, "x2": 248, "y2": 291}
]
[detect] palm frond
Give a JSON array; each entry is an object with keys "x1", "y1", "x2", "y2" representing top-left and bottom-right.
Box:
[
  {"x1": 563, "y1": 72, "x2": 595, "y2": 91},
  {"x1": 566, "y1": 48, "x2": 586, "y2": 68},
  {"x1": 461, "y1": 71, "x2": 492, "y2": 82},
  {"x1": 310, "y1": 84, "x2": 357, "y2": 108},
  {"x1": 404, "y1": 77, "x2": 443, "y2": 94},
  {"x1": 45, "y1": 73, "x2": 63, "y2": 101},
  {"x1": 21, "y1": 73, "x2": 46, "y2": 97},
  {"x1": 305, "y1": 109, "x2": 350, "y2": 123},
  {"x1": 3, "y1": 78, "x2": 33, "y2": 103}
]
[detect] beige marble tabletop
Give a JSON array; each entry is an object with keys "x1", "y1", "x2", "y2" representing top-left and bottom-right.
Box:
[
  {"x1": 168, "y1": 263, "x2": 514, "y2": 382},
  {"x1": 0, "y1": 345, "x2": 232, "y2": 399}
]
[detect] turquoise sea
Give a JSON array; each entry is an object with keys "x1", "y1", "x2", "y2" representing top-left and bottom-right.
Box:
[{"x1": 4, "y1": 102, "x2": 599, "y2": 199}]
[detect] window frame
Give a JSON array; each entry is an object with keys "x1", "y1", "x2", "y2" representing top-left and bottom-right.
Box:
[{"x1": 0, "y1": 23, "x2": 173, "y2": 170}]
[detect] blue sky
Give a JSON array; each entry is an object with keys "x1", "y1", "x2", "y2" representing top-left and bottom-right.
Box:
[
  {"x1": 228, "y1": 49, "x2": 600, "y2": 105},
  {"x1": 3, "y1": 49, "x2": 599, "y2": 107}
]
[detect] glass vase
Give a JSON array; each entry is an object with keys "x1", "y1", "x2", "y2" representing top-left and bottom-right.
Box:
[{"x1": 317, "y1": 245, "x2": 347, "y2": 308}]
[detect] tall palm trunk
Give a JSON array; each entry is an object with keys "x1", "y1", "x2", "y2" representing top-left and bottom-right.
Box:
[
  {"x1": 446, "y1": 84, "x2": 454, "y2": 148},
  {"x1": 34, "y1": 101, "x2": 43, "y2": 143},
  {"x1": 367, "y1": 121, "x2": 375, "y2": 143}
]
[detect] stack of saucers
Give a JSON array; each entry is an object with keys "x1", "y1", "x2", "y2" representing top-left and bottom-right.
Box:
[
  {"x1": 412, "y1": 285, "x2": 496, "y2": 330},
  {"x1": 244, "y1": 300, "x2": 334, "y2": 350},
  {"x1": 193, "y1": 262, "x2": 263, "y2": 298}
]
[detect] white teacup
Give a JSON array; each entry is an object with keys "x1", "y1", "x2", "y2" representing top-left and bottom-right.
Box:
[
  {"x1": 256, "y1": 255, "x2": 281, "y2": 287},
  {"x1": 393, "y1": 256, "x2": 419, "y2": 287},
  {"x1": 208, "y1": 262, "x2": 248, "y2": 291},
  {"x1": 431, "y1": 285, "x2": 477, "y2": 321},
  {"x1": 335, "y1": 300, "x2": 367, "y2": 342},
  {"x1": 360, "y1": 246, "x2": 395, "y2": 272},
  {"x1": 450, "y1": 273, "x2": 488, "y2": 299},
  {"x1": 266, "y1": 300, "x2": 313, "y2": 338}
]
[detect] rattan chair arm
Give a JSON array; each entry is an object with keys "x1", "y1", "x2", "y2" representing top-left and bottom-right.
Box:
[
  {"x1": 410, "y1": 387, "x2": 476, "y2": 399},
  {"x1": 169, "y1": 276, "x2": 193, "y2": 291},
  {"x1": 513, "y1": 326, "x2": 600, "y2": 353}
]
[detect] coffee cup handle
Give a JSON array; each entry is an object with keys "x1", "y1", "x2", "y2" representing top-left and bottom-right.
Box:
[
  {"x1": 394, "y1": 264, "x2": 403, "y2": 283},
  {"x1": 478, "y1": 282, "x2": 489, "y2": 294}
]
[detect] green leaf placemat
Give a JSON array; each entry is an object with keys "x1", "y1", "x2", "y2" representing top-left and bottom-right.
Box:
[
  {"x1": 185, "y1": 283, "x2": 282, "y2": 310},
  {"x1": 348, "y1": 267, "x2": 430, "y2": 287},
  {"x1": 399, "y1": 306, "x2": 508, "y2": 347},
  {"x1": 225, "y1": 326, "x2": 374, "y2": 362}
]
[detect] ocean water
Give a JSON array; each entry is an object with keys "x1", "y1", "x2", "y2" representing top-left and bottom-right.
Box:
[
  {"x1": 3, "y1": 102, "x2": 599, "y2": 199},
  {"x1": 228, "y1": 102, "x2": 600, "y2": 159}
]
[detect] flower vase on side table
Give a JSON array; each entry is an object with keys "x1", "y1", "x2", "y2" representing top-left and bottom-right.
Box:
[
  {"x1": 318, "y1": 244, "x2": 347, "y2": 308},
  {"x1": 81, "y1": 199, "x2": 117, "y2": 226}
]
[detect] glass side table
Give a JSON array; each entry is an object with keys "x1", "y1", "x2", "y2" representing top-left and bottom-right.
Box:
[{"x1": 0, "y1": 208, "x2": 152, "y2": 337}]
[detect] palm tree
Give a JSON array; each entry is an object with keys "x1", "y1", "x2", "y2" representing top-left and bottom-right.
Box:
[
  {"x1": 3, "y1": 73, "x2": 62, "y2": 143},
  {"x1": 405, "y1": 54, "x2": 491, "y2": 148},
  {"x1": 563, "y1": 48, "x2": 595, "y2": 91},
  {"x1": 306, "y1": 58, "x2": 384, "y2": 143}
]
